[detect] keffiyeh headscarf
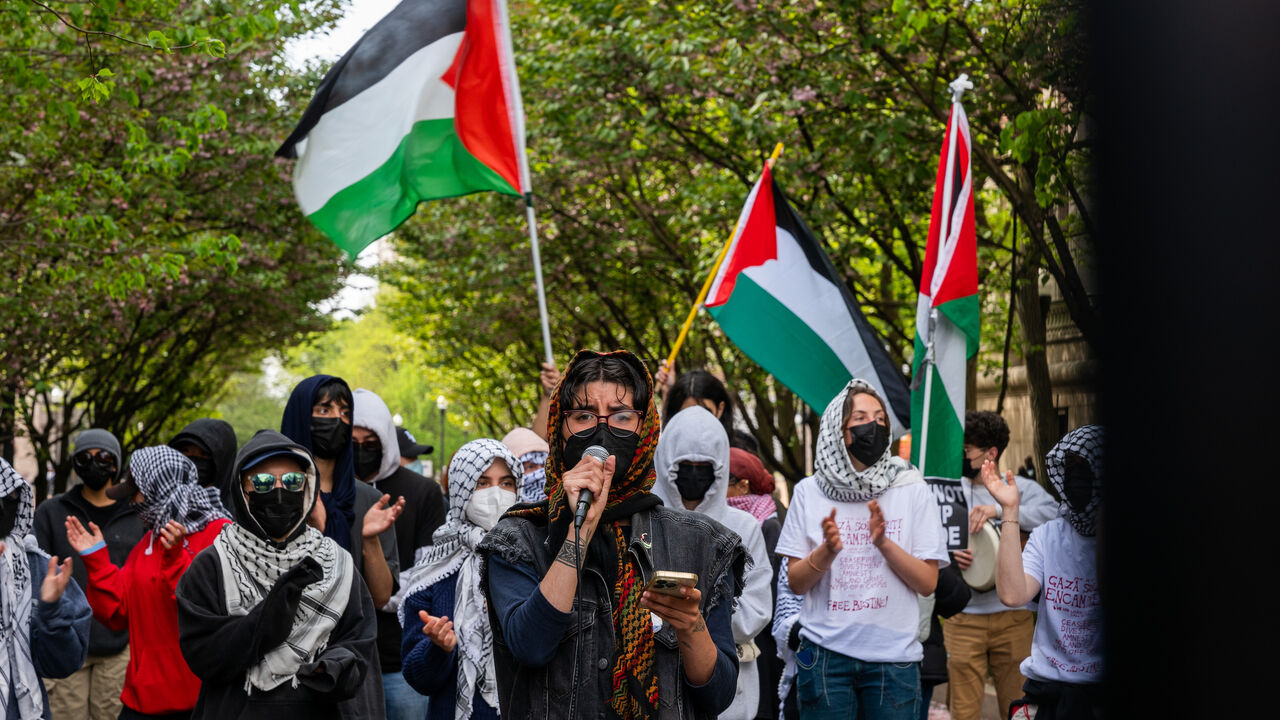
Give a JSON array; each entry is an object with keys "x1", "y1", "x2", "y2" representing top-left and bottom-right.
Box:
[
  {"x1": 129, "y1": 446, "x2": 229, "y2": 553},
  {"x1": 726, "y1": 448, "x2": 777, "y2": 524},
  {"x1": 1, "y1": 459, "x2": 44, "y2": 720},
  {"x1": 505, "y1": 349, "x2": 664, "y2": 719},
  {"x1": 399, "y1": 439, "x2": 522, "y2": 720},
  {"x1": 813, "y1": 379, "x2": 918, "y2": 503},
  {"x1": 1045, "y1": 425, "x2": 1104, "y2": 537},
  {"x1": 517, "y1": 451, "x2": 548, "y2": 504}
]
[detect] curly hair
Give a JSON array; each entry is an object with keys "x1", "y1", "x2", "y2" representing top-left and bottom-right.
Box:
[{"x1": 963, "y1": 410, "x2": 1010, "y2": 459}]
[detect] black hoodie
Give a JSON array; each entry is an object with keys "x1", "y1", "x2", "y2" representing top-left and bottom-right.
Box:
[
  {"x1": 168, "y1": 418, "x2": 238, "y2": 509},
  {"x1": 175, "y1": 430, "x2": 381, "y2": 720}
]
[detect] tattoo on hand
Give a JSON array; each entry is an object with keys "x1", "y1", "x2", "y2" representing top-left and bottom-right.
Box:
[
  {"x1": 691, "y1": 617, "x2": 706, "y2": 634},
  {"x1": 555, "y1": 539, "x2": 585, "y2": 569}
]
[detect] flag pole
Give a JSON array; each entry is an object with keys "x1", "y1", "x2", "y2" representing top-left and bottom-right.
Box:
[
  {"x1": 664, "y1": 142, "x2": 784, "y2": 372},
  {"x1": 495, "y1": 0, "x2": 554, "y2": 365}
]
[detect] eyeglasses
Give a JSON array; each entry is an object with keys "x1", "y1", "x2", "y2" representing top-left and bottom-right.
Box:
[
  {"x1": 244, "y1": 472, "x2": 307, "y2": 494},
  {"x1": 562, "y1": 409, "x2": 643, "y2": 438}
]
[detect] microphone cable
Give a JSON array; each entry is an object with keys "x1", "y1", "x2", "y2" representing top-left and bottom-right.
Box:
[{"x1": 567, "y1": 516, "x2": 587, "y2": 719}]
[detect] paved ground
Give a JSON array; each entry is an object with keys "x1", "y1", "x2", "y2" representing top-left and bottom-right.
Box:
[{"x1": 927, "y1": 682, "x2": 1004, "y2": 720}]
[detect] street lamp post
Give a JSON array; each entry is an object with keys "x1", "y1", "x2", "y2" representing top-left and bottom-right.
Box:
[{"x1": 436, "y1": 395, "x2": 448, "y2": 478}]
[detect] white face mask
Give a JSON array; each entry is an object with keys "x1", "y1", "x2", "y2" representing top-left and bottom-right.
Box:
[{"x1": 465, "y1": 486, "x2": 518, "y2": 531}]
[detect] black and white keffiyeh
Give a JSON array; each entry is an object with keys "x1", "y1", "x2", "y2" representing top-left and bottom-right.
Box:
[
  {"x1": 1, "y1": 459, "x2": 44, "y2": 720},
  {"x1": 398, "y1": 438, "x2": 522, "y2": 720},
  {"x1": 518, "y1": 450, "x2": 548, "y2": 504},
  {"x1": 813, "y1": 379, "x2": 919, "y2": 503},
  {"x1": 213, "y1": 522, "x2": 352, "y2": 692},
  {"x1": 130, "y1": 445, "x2": 229, "y2": 552},
  {"x1": 1045, "y1": 424, "x2": 1104, "y2": 537}
]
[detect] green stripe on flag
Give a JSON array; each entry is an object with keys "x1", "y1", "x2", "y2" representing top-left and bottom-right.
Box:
[
  {"x1": 936, "y1": 295, "x2": 981, "y2": 356},
  {"x1": 708, "y1": 273, "x2": 852, "y2": 411},
  {"x1": 909, "y1": 344, "x2": 966, "y2": 478},
  {"x1": 308, "y1": 118, "x2": 519, "y2": 257}
]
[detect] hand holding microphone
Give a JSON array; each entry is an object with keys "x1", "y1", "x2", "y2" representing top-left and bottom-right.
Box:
[{"x1": 564, "y1": 445, "x2": 615, "y2": 532}]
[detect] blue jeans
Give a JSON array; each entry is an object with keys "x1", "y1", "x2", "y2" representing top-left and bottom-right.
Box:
[
  {"x1": 383, "y1": 670, "x2": 429, "y2": 720},
  {"x1": 794, "y1": 639, "x2": 920, "y2": 720}
]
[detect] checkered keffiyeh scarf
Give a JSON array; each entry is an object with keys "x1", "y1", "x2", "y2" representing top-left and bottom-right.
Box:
[
  {"x1": 400, "y1": 438, "x2": 522, "y2": 720},
  {"x1": 813, "y1": 379, "x2": 917, "y2": 504},
  {"x1": 507, "y1": 349, "x2": 662, "y2": 719},
  {"x1": 1045, "y1": 425, "x2": 1105, "y2": 537},
  {"x1": 129, "y1": 446, "x2": 229, "y2": 552},
  {"x1": 518, "y1": 451, "x2": 548, "y2": 504},
  {"x1": 214, "y1": 522, "x2": 352, "y2": 692},
  {"x1": 0, "y1": 459, "x2": 43, "y2": 720}
]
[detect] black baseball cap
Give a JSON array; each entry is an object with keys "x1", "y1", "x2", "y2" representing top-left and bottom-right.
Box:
[{"x1": 396, "y1": 427, "x2": 433, "y2": 457}]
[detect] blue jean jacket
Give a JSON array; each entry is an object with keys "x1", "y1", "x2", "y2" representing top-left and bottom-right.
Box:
[
  {"x1": 6, "y1": 548, "x2": 92, "y2": 720},
  {"x1": 479, "y1": 504, "x2": 747, "y2": 720}
]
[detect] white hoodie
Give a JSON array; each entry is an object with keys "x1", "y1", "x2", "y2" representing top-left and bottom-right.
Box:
[
  {"x1": 353, "y1": 388, "x2": 401, "y2": 484},
  {"x1": 653, "y1": 406, "x2": 773, "y2": 720}
]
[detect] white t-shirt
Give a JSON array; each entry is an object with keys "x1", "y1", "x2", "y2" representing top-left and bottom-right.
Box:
[
  {"x1": 775, "y1": 479, "x2": 949, "y2": 663},
  {"x1": 1019, "y1": 518, "x2": 1103, "y2": 683},
  {"x1": 961, "y1": 475, "x2": 1060, "y2": 615}
]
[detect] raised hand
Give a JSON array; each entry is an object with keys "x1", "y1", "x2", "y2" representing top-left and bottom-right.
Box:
[
  {"x1": 65, "y1": 516, "x2": 105, "y2": 554},
  {"x1": 41, "y1": 555, "x2": 74, "y2": 603},
  {"x1": 419, "y1": 610, "x2": 457, "y2": 652},
  {"x1": 868, "y1": 500, "x2": 887, "y2": 548},
  {"x1": 362, "y1": 494, "x2": 405, "y2": 538},
  {"x1": 654, "y1": 360, "x2": 676, "y2": 397},
  {"x1": 158, "y1": 521, "x2": 187, "y2": 550},
  {"x1": 981, "y1": 461, "x2": 1020, "y2": 510},
  {"x1": 821, "y1": 507, "x2": 843, "y2": 554},
  {"x1": 539, "y1": 362, "x2": 561, "y2": 396}
]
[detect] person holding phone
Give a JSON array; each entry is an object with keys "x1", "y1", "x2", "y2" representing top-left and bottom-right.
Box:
[
  {"x1": 775, "y1": 379, "x2": 948, "y2": 720},
  {"x1": 479, "y1": 349, "x2": 746, "y2": 719}
]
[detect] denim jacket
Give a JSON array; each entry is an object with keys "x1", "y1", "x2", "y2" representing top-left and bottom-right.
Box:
[{"x1": 479, "y1": 504, "x2": 747, "y2": 719}]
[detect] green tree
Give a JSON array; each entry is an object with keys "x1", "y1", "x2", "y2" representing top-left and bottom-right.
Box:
[
  {"x1": 384, "y1": 0, "x2": 1093, "y2": 480},
  {"x1": 1, "y1": 0, "x2": 350, "y2": 497}
]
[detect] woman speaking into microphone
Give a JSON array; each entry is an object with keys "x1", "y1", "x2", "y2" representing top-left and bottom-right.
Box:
[{"x1": 479, "y1": 349, "x2": 746, "y2": 719}]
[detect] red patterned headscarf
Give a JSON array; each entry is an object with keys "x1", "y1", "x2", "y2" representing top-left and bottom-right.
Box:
[{"x1": 507, "y1": 348, "x2": 662, "y2": 718}]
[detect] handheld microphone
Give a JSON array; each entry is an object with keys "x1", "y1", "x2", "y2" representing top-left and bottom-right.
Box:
[{"x1": 574, "y1": 445, "x2": 609, "y2": 530}]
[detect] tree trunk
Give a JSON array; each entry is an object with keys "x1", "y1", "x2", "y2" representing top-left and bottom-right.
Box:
[
  {"x1": 1016, "y1": 230, "x2": 1061, "y2": 487},
  {"x1": 0, "y1": 381, "x2": 15, "y2": 464}
]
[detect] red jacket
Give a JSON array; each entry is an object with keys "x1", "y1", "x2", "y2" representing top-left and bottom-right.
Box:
[{"x1": 82, "y1": 518, "x2": 230, "y2": 714}]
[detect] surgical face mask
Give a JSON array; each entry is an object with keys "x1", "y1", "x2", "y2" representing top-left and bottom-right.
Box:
[
  {"x1": 466, "y1": 485, "x2": 517, "y2": 531},
  {"x1": 353, "y1": 446, "x2": 382, "y2": 481},
  {"x1": 247, "y1": 487, "x2": 307, "y2": 540},
  {"x1": 846, "y1": 420, "x2": 890, "y2": 467},
  {"x1": 310, "y1": 417, "x2": 351, "y2": 459},
  {"x1": 562, "y1": 424, "x2": 639, "y2": 486},
  {"x1": 674, "y1": 463, "x2": 717, "y2": 503},
  {"x1": 0, "y1": 493, "x2": 20, "y2": 538},
  {"x1": 960, "y1": 454, "x2": 981, "y2": 480},
  {"x1": 406, "y1": 460, "x2": 426, "y2": 476},
  {"x1": 74, "y1": 453, "x2": 117, "y2": 491}
]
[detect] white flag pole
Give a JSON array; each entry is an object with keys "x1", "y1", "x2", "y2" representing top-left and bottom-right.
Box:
[
  {"x1": 917, "y1": 75, "x2": 973, "y2": 474},
  {"x1": 495, "y1": 0, "x2": 554, "y2": 364}
]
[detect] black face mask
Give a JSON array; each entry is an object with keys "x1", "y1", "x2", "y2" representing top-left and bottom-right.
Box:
[
  {"x1": 189, "y1": 456, "x2": 217, "y2": 488},
  {"x1": 74, "y1": 454, "x2": 117, "y2": 491},
  {"x1": 563, "y1": 424, "x2": 640, "y2": 487},
  {"x1": 960, "y1": 456, "x2": 981, "y2": 480},
  {"x1": 846, "y1": 421, "x2": 890, "y2": 467},
  {"x1": 353, "y1": 446, "x2": 382, "y2": 481},
  {"x1": 310, "y1": 417, "x2": 351, "y2": 460},
  {"x1": 0, "y1": 493, "x2": 20, "y2": 538},
  {"x1": 1062, "y1": 459, "x2": 1096, "y2": 513},
  {"x1": 247, "y1": 487, "x2": 307, "y2": 540},
  {"x1": 674, "y1": 463, "x2": 717, "y2": 503}
]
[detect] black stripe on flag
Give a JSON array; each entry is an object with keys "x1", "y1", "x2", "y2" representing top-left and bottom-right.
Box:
[
  {"x1": 769, "y1": 178, "x2": 912, "y2": 430},
  {"x1": 277, "y1": 0, "x2": 467, "y2": 158}
]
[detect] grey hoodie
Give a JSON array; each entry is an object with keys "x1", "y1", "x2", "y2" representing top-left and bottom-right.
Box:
[{"x1": 653, "y1": 406, "x2": 775, "y2": 720}]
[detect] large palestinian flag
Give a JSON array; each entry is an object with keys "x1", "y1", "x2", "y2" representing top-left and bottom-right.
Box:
[
  {"x1": 277, "y1": 0, "x2": 526, "y2": 257},
  {"x1": 909, "y1": 93, "x2": 980, "y2": 478},
  {"x1": 706, "y1": 164, "x2": 911, "y2": 436}
]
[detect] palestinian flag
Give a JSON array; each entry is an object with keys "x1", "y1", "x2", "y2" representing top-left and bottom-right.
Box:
[
  {"x1": 909, "y1": 92, "x2": 980, "y2": 478},
  {"x1": 706, "y1": 163, "x2": 911, "y2": 436},
  {"x1": 277, "y1": 0, "x2": 527, "y2": 257}
]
